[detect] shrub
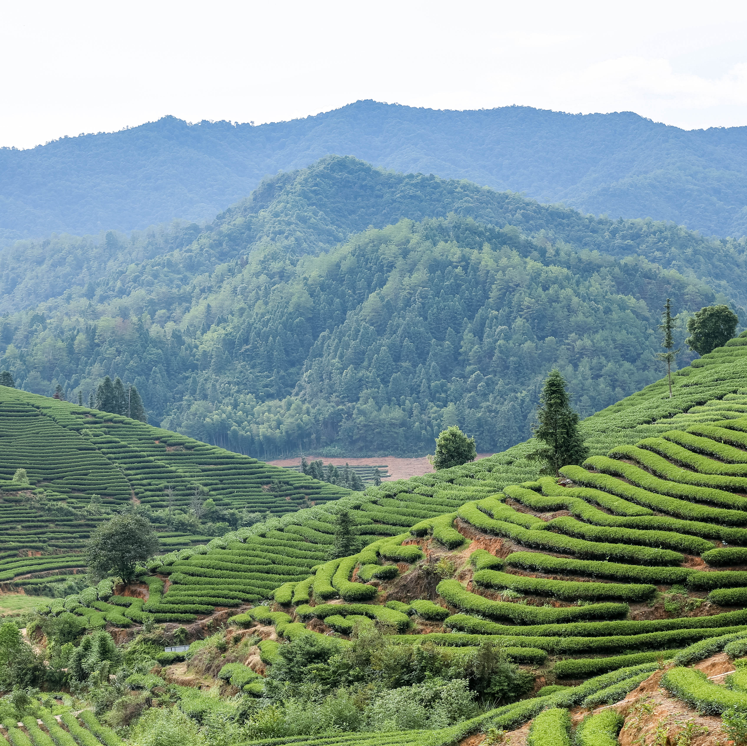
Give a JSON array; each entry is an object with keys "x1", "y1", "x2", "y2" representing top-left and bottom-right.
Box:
[
  {"x1": 358, "y1": 564, "x2": 399, "y2": 581},
  {"x1": 661, "y1": 666, "x2": 747, "y2": 713},
  {"x1": 575, "y1": 710, "x2": 624, "y2": 746},
  {"x1": 272, "y1": 582, "x2": 296, "y2": 605},
  {"x1": 303, "y1": 603, "x2": 411, "y2": 632},
  {"x1": 332, "y1": 555, "x2": 377, "y2": 602},
  {"x1": 726, "y1": 639, "x2": 747, "y2": 659},
  {"x1": 703, "y1": 547, "x2": 747, "y2": 567},
  {"x1": 582, "y1": 670, "x2": 654, "y2": 707},
  {"x1": 674, "y1": 631, "x2": 747, "y2": 665},
  {"x1": 312, "y1": 559, "x2": 340, "y2": 601},
  {"x1": 504, "y1": 551, "x2": 692, "y2": 584},
  {"x1": 469, "y1": 549, "x2": 503, "y2": 571},
  {"x1": 527, "y1": 708, "x2": 571, "y2": 746},
  {"x1": 437, "y1": 579, "x2": 629, "y2": 624},
  {"x1": 553, "y1": 650, "x2": 678, "y2": 678},
  {"x1": 410, "y1": 600, "x2": 450, "y2": 621},
  {"x1": 474, "y1": 569, "x2": 656, "y2": 602}
]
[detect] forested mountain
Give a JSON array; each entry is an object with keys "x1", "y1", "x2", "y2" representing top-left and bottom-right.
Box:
[
  {"x1": 0, "y1": 158, "x2": 732, "y2": 457},
  {"x1": 3, "y1": 101, "x2": 747, "y2": 244},
  {"x1": 3, "y1": 156, "x2": 746, "y2": 313}
]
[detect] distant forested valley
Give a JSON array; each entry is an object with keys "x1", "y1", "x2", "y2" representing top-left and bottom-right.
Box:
[
  {"x1": 4, "y1": 101, "x2": 747, "y2": 245},
  {"x1": 0, "y1": 157, "x2": 741, "y2": 457}
]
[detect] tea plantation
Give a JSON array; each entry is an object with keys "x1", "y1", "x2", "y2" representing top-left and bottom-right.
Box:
[
  {"x1": 29, "y1": 333, "x2": 747, "y2": 744},
  {"x1": 0, "y1": 388, "x2": 348, "y2": 589}
]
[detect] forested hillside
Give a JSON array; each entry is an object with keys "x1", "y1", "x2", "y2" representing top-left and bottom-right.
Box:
[
  {"x1": 6, "y1": 156, "x2": 746, "y2": 315},
  {"x1": 0, "y1": 157, "x2": 734, "y2": 456},
  {"x1": 4, "y1": 101, "x2": 747, "y2": 244}
]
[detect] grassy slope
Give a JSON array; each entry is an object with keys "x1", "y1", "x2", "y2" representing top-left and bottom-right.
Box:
[{"x1": 0, "y1": 387, "x2": 348, "y2": 584}]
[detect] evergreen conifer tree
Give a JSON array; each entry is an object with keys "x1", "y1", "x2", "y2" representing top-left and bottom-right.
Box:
[
  {"x1": 529, "y1": 369, "x2": 588, "y2": 476},
  {"x1": 113, "y1": 377, "x2": 127, "y2": 415},
  {"x1": 128, "y1": 386, "x2": 147, "y2": 422},
  {"x1": 327, "y1": 509, "x2": 359, "y2": 559},
  {"x1": 0, "y1": 371, "x2": 14, "y2": 388},
  {"x1": 372, "y1": 468, "x2": 382, "y2": 487},
  {"x1": 95, "y1": 376, "x2": 116, "y2": 412},
  {"x1": 658, "y1": 298, "x2": 681, "y2": 398}
]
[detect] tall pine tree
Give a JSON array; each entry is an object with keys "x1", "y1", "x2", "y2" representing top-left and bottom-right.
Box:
[
  {"x1": 529, "y1": 370, "x2": 588, "y2": 476},
  {"x1": 327, "y1": 509, "x2": 359, "y2": 559},
  {"x1": 128, "y1": 386, "x2": 147, "y2": 422},
  {"x1": 95, "y1": 376, "x2": 116, "y2": 412},
  {"x1": 658, "y1": 298, "x2": 681, "y2": 399}
]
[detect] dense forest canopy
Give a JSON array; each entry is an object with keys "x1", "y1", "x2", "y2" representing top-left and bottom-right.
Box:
[
  {"x1": 3, "y1": 101, "x2": 747, "y2": 245},
  {"x1": 0, "y1": 156, "x2": 727, "y2": 457},
  {"x1": 2, "y1": 157, "x2": 746, "y2": 314}
]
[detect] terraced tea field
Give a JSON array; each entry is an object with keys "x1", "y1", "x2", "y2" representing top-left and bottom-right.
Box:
[
  {"x1": 103, "y1": 333, "x2": 747, "y2": 616},
  {"x1": 0, "y1": 388, "x2": 348, "y2": 588}
]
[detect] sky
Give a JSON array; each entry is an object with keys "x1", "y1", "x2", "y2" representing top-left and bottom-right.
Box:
[{"x1": 2, "y1": 0, "x2": 747, "y2": 149}]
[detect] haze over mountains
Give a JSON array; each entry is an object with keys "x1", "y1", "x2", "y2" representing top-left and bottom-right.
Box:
[{"x1": 3, "y1": 100, "x2": 747, "y2": 245}]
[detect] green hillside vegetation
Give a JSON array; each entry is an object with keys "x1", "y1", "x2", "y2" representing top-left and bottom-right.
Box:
[
  {"x1": 4, "y1": 101, "x2": 747, "y2": 244},
  {"x1": 0, "y1": 386, "x2": 347, "y2": 592},
  {"x1": 20, "y1": 333, "x2": 747, "y2": 745},
  {"x1": 4, "y1": 158, "x2": 744, "y2": 457}
]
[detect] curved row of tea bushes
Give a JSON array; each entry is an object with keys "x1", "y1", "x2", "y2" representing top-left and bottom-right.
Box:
[
  {"x1": 357, "y1": 564, "x2": 398, "y2": 581},
  {"x1": 585, "y1": 455, "x2": 747, "y2": 510},
  {"x1": 296, "y1": 602, "x2": 411, "y2": 632},
  {"x1": 661, "y1": 667, "x2": 747, "y2": 713},
  {"x1": 636, "y1": 437, "x2": 747, "y2": 475},
  {"x1": 332, "y1": 555, "x2": 377, "y2": 601},
  {"x1": 527, "y1": 708, "x2": 571, "y2": 746},
  {"x1": 443, "y1": 609, "x2": 747, "y2": 638},
  {"x1": 437, "y1": 580, "x2": 629, "y2": 624},
  {"x1": 574, "y1": 710, "x2": 624, "y2": 746},
  {"x1": 553, "y1": 650, "x2": 679, "y2": 679},
  {"x1": 581, "y1": 669, "x2": 653, "y2": 708},
  {"x1": 409, "y1": 600, "x2": 450, "y2": 621},
  {"x1": 504, "y1": 551, "x2": 693, "y2": 584},
  {"x1": 560, "y1": 465, "x2": 747, "y2": 524},
  {"x1": 457, "y1": 502, "x2": 683, "y2": 565},
  {"x1": 473, "y1": 569, "x2": 656, "y2": 602},
  {"x1": 608, "y1": 444, "x2": 747, "y2": 490},
  {"x1": 469, "y1": 549, "x2": 504, "y2": 571},
  {"x1": 409, "y1": 513, "x2": 464, "y2": 549},
  {"x1": 663, "y1": 428, "x2": 747, "y2": 463}
]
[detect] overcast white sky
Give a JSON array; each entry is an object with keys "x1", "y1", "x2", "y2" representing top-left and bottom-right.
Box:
[{"x1": 2, "y1": 0, "x2": 747, "y2": 149}]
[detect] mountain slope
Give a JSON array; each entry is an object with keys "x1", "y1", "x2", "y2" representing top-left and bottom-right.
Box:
[
  {"x1": 0, "y1": 386, "x2": 347, "y2": 591},
  {"x1": 0, "y1": 203, "x2": 723, "y2": 456},
  {"x1": 4, "y1": 102, "x2": 747, "y2": 244}
]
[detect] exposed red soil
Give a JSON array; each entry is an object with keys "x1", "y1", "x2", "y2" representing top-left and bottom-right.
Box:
[{"x1": 267, "y1": 453, "x2": 496, "y2": 481}]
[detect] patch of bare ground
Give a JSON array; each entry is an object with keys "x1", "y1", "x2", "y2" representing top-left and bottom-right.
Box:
[{"x1": 267, "y1": 454, "x2": 496, "y2": 481}]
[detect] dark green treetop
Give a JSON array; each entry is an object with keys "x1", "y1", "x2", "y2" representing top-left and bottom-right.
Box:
[
  {"x1": 686, "y1": 304, "x2": 739, "y2": 356},
  {"x1": 327, "y1": 509, "x2": 360, "y2": 560},
  {"x1": 433, "y1": 426, "x2": 477, "y2": 470},
  {"x1": 658, "y1": 299, "x2": 681, "y2": 399},
  {"x1": 85, "y1": 513, "x2": 159, "y2": 583},
  {"x1": 529, "y1": 369, "x2": 588, "y2": 476}
]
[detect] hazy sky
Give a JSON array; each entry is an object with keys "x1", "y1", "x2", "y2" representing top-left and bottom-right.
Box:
[{"x1": 2, "y1": 0, "x2": 747, "y2": 148}]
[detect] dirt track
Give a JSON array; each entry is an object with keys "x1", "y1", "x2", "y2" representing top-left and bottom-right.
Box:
[{"x1": 267, "y1": 453, "x2": 495, "y2": 481}]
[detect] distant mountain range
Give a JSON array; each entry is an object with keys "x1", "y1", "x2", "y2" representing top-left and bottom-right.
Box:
[{"x1": 2, "y1": 101, "x2": 747, "y2": 244}]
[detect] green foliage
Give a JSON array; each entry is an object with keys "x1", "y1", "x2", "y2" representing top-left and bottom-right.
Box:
[
  {"x1": 433, "y1": 427, "x2": 476, "y2": 471},
  {"x1": 575, "y1": 710, "x2": 623, "y2": 746},
  {"x1": 85, "y1": 513, "x2": 160, "y2": 582},
  {"x1": 662, "y1": 666, "x2": 747, "y2": 713},
  {"x1": 327, "y1": 510, "x2": 360, "y2": 560},
  {"x1": 0, "y1": 370, "x2": 15, "y2": 387},
  {"x1": 527, "y1": 708, "x2": 571, "y2": 746},
  {"x1": 553, "y1": 651, "x2": 676, "y2": 678},
  {"x1": 0, "y1": 621, "x2": 42, "y2": 690},
  {"x1": 687, "y1": 304, "x2": 739, "y2": 356},
  {"x1": 529, "y1": 370, "x2": 588, "y2": 475}
]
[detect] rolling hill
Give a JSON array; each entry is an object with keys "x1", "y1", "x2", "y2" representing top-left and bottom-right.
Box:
[
  {"x1": 0, "y1": 386, "x2": 347, "y2": 594},
  {"x1": 4, "y1": 101, "x2": 747, "y2": 245},
  {"x1": 31, "y1": 330, "x2": 747, "y2": 744}
]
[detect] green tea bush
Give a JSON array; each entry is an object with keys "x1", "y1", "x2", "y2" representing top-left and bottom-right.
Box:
[
  {"x1": 437, "y1": 580, "x2": 629, "y2": 624},
  {"x1": 312, "y1": 559, "x2": 340, "y2": 600},
  {"x1": 410, "y1": 600, "x2": 450, "y2": 621},
  {"x1": 527, "y1": 708, "x2": 571, "y2": 746},
  {"x1": 582, "y1": 670, "x2": 653, "y2": 707},
  {"x1": 662, "y1": 666, "x2": 747, "y2": 713},
  {"x1": 332, "y1": 555, "x2": 377, "y2": 601},
  {"x1": 473, "y1": 569, "x2": 656, "y2": 602},
  {"x1": 553, "y1": 650, "x2": 678, "y2": 678},
  {"x1": 702, "y1": 547, "x2": 747, "y2": 566},
  {"x1": 358, "y1": 563, "x2": 399, "y2": 581},
  {"x1": 575, "y1": 710, "x2": 624, "y2": 746},
  {"x1": 469, "y1": 549, "x2": 503, "y2": 571},
  {"x1": 504, "y1": 551, "x2": 692, "y2": 584}
]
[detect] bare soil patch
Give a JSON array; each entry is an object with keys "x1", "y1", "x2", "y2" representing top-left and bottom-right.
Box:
[{"x1": 267, "y1": 453, "x2": 495, "y2": 481}]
